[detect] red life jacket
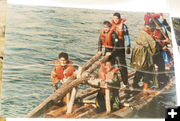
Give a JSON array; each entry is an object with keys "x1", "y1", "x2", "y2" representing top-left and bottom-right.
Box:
[
  {"x1": 98, "y1": 64, "x2": 120, "y2": 94},
  {"x1": 99, "y1": 28, "x2": 114, "y2": 49},
  {"x1": 153, "y1": 29, "x2": 163, "y2": 43},
  {"x1": 111, "y1": 18, "x2": 126, "y2": 40},
  {"x1": 51, "y1": 61, "x2": 75, "y2": 83}
]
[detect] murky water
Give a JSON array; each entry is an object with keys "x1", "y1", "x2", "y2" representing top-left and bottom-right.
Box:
[{"x1": 0, "y1": 4, "x2": 176, "y2": 117}]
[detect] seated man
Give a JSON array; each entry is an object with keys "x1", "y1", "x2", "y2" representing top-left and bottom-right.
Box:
[
  {"x1": 51, "y1": 52, "x2": 75, "y2": 92},
  {"x1": 95, "y1": 58, "x2": 122, "y2": 111}
]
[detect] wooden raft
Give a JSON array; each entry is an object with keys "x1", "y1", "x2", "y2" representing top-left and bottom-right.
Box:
[
  {"x1": 44, "y1": 72, "x2": 135, "y2": 118},
  {"x1": 26, "y1": 52, "x2": 175, "y2": 118},
  {"x1": 44, "y1": 74, "x2": 175, "y2": 118}
]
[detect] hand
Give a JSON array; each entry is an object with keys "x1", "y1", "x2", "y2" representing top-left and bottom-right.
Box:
[
  {"x1": 52, "y1": 77, "x2": 59, "y2": 84},
  {"x1": 167, "y1": 43, "x2": 172, "y2": 48},
  {"x1": 62, "y1": 78, "x2": 68, "y2": 83},
  {"x1": 100, "y1": 80, "x2": 106, "y2": 87},
  {"x1": 163, "y1": 39, "x2": 170, "y2": 43},
  {"x1": 126, "y1": 47, "x2": 130, "y2": 54},
  {"x1": 90, "y1": 75, "x2": 96, "y2": 80},
  {"x1": 162, "y1": 46, "x2": 167, "y2": 51},
  {"x1": 106, "y1": 52, "x2": 111, "y2": 56},
  {"x1": 154, "y1": 64, "x2": 158, "y2": 72},
  {"x1": 98, "y1": 51, "x2": 102, "y2": 56},
  {"x1": 156, "y1": 26, "x2": 161, "y2": 30}
]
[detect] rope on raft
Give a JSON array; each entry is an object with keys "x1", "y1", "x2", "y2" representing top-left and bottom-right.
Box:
[
  {"x1": 86, "y1": 77, "x2": 175, "y2": 94},
  {"x1": 15, "y1": 61, "x2": 174, "y2": 75}
]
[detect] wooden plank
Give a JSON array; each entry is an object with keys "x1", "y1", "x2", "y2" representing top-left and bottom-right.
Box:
[
  {"x1": 105, "y1": 86, "x2": 111, "y2": 113},
  {"x1": 76, "y1": 88, "x2": 99, "y2": 100},
  {"x1": 81, "y1": 53, "x2": 102, "y2": 73},
  {"x1": 47, "y1": 104, "x2": 95, "y2": 118},
  {"x1": 67, "y1": 87, "x2": 78, "y2": 114},
  {"x1": 111, "y1": 106, "x2": 134, "y2": 118},
  {"x1": 45, "y1": 104, "x2": 81, "y2": 118},
  {"x1": 45, "y1": 105, "x2": 68, "y2": 118},
  {"x1": 26, "y1": 54, "x2": 109, "y2": 117},
  {"x1": 80, "y1": 100, "x2": 96, "y2": 104},
  {"x1": 66, "y1": 93, "x2": 70, "y2": 107}
]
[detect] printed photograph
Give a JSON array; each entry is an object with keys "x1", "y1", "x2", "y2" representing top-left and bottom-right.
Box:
[
  {"x1": 0, "y1": 4, "x2": 177, "y2": 118},
  {"x1": 172, "y1": 17, "x2": 180, "y2": 52}
]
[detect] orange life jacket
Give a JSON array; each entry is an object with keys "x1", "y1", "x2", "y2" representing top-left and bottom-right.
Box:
[
  {"x1": 111, "y1": 18, "x2": 126, "y2": 40},
  {"x1": 98, "y1": 64, "x2": 120, "y2": 94},
  {"x1": 51, "y1": 61, "x2": 75, "y2": 83},
  {"x1": 99, "y1": 28, "x2": 114, "y2": 49}
]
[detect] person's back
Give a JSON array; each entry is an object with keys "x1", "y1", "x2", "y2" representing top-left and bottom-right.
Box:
[
  {"x1": 131, "y1": 27, "x2": 156, "y2": 71},
  {"x1": 131, "y1": 25, "x2": 157, "y2": 96}
]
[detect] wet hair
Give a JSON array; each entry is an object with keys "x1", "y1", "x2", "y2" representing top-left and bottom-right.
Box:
[
  {"x1": 113, "y1": 12, "x2": 121, "y2": 19},
  {"x1": 103, "y1": 21, "x2": 112, "y2": 27},
  {"x1": 58, "y1": 52, "x2": 69, "y2": 60}
]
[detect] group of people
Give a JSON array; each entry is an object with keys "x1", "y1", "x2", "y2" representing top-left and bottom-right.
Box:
[{"x1": 50, "y1": 12, "x2": 172, "y2": 112}]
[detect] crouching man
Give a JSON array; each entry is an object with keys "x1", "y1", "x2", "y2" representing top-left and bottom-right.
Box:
[
  {"x1": 95, "y1": 58, "x2": 122, "y2": 112},
  {"x1": 51, "y1": 52, "x2": 75, "y2": 105}
]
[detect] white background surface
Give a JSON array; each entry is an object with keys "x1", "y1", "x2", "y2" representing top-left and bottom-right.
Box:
[{"x1": 4, "y1": 0, "x2": 180, "y2": 120}]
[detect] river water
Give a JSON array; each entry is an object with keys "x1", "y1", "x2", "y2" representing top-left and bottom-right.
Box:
[{"x1": 0, "y1": 4, "x2": 176, "y2": 117}]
